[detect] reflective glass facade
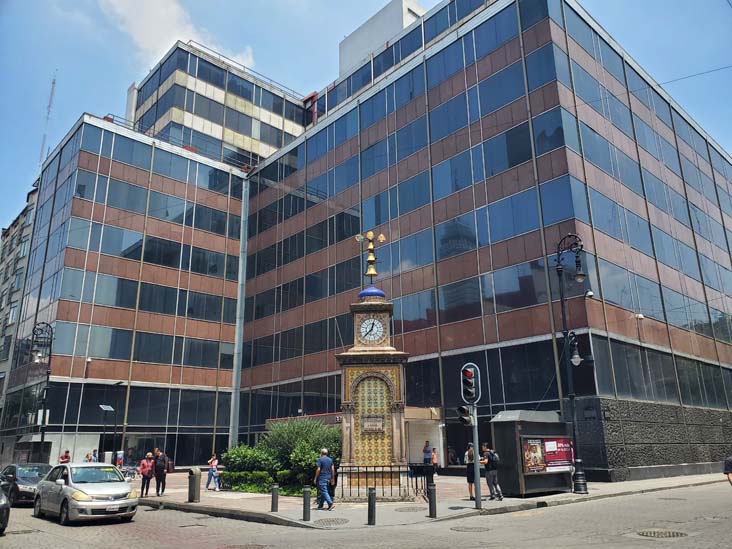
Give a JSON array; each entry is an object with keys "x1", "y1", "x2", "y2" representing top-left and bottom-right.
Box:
[
  {"x1": 243, "y1": 0, "x2": 732, "y2": 471},
  {"x1": 0, "y1": 116, "x2": 245, "y2": 466}
]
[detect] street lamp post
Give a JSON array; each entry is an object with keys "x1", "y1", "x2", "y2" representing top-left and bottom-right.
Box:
[
  {"x1": 555, "y1": 234, "x2": 590, "y2": 495},
  {"x1": 99, "y1": 404, "x2": 114, "y2": 463},
  {"x1": 32, "y1": 322, "x2": 54, "y2": 453}
]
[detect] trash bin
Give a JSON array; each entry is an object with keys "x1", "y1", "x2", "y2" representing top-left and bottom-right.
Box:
[{"x1": 188, "y1": 467, "x2": 201, "y2": 503}]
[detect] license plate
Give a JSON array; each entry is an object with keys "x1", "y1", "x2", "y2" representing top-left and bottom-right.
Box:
[{"x1": 105, "y1": 505, "x2": 120, "y2": 512}]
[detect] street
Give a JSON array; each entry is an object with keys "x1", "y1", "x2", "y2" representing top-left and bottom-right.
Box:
[{"x1": 1, "y1": 482, "x2": 730, "y2": 548}]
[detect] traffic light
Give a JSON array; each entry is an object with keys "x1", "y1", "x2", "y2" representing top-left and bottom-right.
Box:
[
  {"x1": 457, "y1": 405, "x2": 472, "y2": 426},
  {"x1": 461, "y1": 365, "x2": 477, "y2": 402}
]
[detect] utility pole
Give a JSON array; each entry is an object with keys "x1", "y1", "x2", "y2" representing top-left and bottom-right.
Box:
[{"x1": 39, "y1": 71, "x2": 57, "y2": 166}]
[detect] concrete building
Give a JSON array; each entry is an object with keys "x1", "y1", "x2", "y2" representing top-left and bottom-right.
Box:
[
  {"x1": 0, "y1": 189, "x2": 37, "y2": 419},
  {"x1": 240, "y1": 0, "x2": 732, "y2": 480},
  {"x1": 0, "y1": 114, "x2": 246, "y2": 465}
]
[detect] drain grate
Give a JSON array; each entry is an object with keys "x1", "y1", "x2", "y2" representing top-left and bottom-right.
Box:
[
  {"x1": 637, "y1": 529, "x2": 688, "y2": 539},
  {"x1": 395, "y1": 506, "x2": 428, "y2": 513},
  {"x1": 314, "y1": 517, "x2": 350, "y2": 527},
  {"x1": 451, "y1": 526, "x2": 491, "y2": 532}
]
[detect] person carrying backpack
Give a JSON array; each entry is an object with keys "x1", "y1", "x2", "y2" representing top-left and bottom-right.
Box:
[{"x1": 480, "y1": 442, "x2": 503, "y2": 501}]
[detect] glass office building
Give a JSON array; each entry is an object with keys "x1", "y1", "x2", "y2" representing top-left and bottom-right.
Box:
[
  {"x1": 0, "y1": 114, "x2": 246, "y2": 466},
  {"x1": 130, "y1": 41, "x2": 307, "y2": 172},
  {"x1": 242, "y1": 0, "x2": 732, "y2": 480}
]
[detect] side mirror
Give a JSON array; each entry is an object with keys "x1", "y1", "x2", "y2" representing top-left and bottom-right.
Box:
[{"x1": 55, "y1": 478, "x2": 65, "y2": 486}]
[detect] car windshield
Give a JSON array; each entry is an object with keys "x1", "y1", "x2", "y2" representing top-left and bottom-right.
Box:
[
  {"x1": 70, "y1": 466, "x2": 124, "y2": 484},
  {"x1": 17, "y1": 465, "x2": 52, "y2": 479}
]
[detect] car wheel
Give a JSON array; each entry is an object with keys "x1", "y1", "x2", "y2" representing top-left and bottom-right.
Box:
[
  {"x1": 33, "y1": 495, "x2": 44, "y2": 518},
  {"x1": 8, "y1": 488, "x2": 17, "y2": 507},
  {"x1": 59, "y1": 501, "x2": 71, "y2": 526}
]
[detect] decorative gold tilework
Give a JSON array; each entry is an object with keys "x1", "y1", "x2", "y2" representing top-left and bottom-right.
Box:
[{"x1": 353, "y1": 376, "x2": 392, "y2": 466}]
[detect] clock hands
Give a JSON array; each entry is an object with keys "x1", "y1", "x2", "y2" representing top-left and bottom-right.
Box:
[{"x1": 364, "y1": 320, "x2": 376, "y2": 336}]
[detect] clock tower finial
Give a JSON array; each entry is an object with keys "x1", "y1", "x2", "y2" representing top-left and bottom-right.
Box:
[{"x1": 357, "y1": 231, "x2": 387, "y2": 300}]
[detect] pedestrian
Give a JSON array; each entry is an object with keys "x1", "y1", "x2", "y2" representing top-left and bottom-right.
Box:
[
  {"x1": 422, "y1": 441, "x2": 431, "y2": 464},
  {"x1": 464, "y1": 443, "x2": 476, "y2": 501},
  {"x1": 91, "y1": 449, "x2": 98, "y2": 462},
  {"x1": 480, "y1": 443, "x2": 503, "y2": 501},
  {"x1": 431, "y1": 447, "x2": 439, "y2": 478},
  {"x1": 724, "y1": 454, "x2": 732, "y2": 487},
  {"x1": 138, "y1": 452, "x2": 154, "y2": 497},
  {"x1": 59, "y1": 449, "x2": 71, "y2": 464},
  {"x1": 206, "y1": 452, "x2": 220, "y2": 491},
  {"x1": 313, "y1": 448, "x2": 335, "y2": 511},
  {"x1": 154, "y1": 447, "x2": 170, "y2": 496},
  {"x1": 84, "y1": 453, "x2": 91, "y2": 463}
]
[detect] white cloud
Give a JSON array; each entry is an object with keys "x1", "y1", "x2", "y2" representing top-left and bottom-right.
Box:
[{"x1": 97, "y1": 0, "x2": 255, "y2": 69}]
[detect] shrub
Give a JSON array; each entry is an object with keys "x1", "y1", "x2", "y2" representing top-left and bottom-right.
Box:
[
  {"x1": 222, "y1": 444, "x2": 279, "y2": 474},
  {"x1": 290, "y1": 440, "x2": 319, "y2": 485},
  {"x1": 259, "y1": 418, "x2": 341, "y2": 466},
  {"x1": 219, "y1": 470, "x2": 273, "y2": 489},
  {"x1": 275, "y1": 469, "x2": 293, "y2": 485}
]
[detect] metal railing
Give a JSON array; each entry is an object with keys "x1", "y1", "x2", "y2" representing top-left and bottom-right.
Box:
[{"x1": 335, "y1": 464, "x2": 425, "y2": 499}]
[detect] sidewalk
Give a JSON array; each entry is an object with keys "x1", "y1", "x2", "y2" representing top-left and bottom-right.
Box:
[{"x1": 138, "y1": 471, "x2": 725, "y2": 529}]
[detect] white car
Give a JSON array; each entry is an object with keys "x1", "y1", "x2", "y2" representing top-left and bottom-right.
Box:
[{"x1": 34, "y1": 463, "x2": 138, "y2": 525}]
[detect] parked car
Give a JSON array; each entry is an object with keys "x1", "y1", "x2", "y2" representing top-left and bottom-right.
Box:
[
  {"x1": 0, "y1": 490, "x2": 9, "y2": 535},
  {"x1": 1, "y1": 463, "x2": 52, "y2": 506},
  {"x1": 34, "y1": 463, "x2": 137, "y2": 525}
]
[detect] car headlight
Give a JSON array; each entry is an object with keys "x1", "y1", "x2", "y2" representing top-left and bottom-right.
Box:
[
  {"x1": 71, "y1": 491, "x2": 92, "y2": 501},
  {"x1": 0, "y1": 493, "x2": 7, "y2": 505},
  {"x1": 18, "y1": 485, "x2": 35, "y2": 492},
  {"x1": 128, "y1": 489, "x2": 137, "y2": 498}
]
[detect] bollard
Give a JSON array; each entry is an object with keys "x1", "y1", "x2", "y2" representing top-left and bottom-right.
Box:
[
  {"x1": 188, "y1": 467, "x2": 201, "y2": 503},
  {"x1": 367, "y1": 487, "x2": 376, "y2": 526},
  {"x1": 271, "y1": 483, "x2": 279, "y2": 512},
  {"x1": 302, "y1": 486, "x2": 311, "y2": 522},
  {"x1": 428, "y1": 483, "x2": 437, "y2": 518}
]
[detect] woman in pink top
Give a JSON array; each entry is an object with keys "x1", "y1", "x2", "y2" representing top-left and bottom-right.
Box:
[
  {"x1": 206, "y1": 453, "x2": 220, "y2": 491},
  {"x1": 138, "y1": 452, "x2": 155, "y2": 497}
]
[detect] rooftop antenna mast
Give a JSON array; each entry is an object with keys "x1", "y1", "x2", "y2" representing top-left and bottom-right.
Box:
[{"x1": 39, "y1": 70, "x2": 57, "y2": 167}]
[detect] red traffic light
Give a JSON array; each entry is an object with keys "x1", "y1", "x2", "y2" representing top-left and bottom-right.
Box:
[{"x1": 463, "y1": 368, "x2": 475, "y2": 378}]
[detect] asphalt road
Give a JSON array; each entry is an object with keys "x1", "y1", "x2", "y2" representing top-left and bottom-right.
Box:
[{"x1": 2, "y1": 482, "x2": 731, "y2": 548}]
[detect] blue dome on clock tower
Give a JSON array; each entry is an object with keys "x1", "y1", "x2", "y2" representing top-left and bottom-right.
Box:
[{"x1": 359, "y1": 285, "x2": 386, "y2": 300}]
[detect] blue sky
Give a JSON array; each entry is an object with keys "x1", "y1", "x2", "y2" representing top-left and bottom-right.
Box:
[{"x1": 0, "y1": 0, "x2": 730, "y2": 228}]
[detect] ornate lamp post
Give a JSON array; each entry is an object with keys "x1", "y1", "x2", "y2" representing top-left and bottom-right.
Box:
[
  {"x1": 555, "y1": 234, "x2": 592, "y2": 494},
  {"x1": 32, "y1": 322, "x2": 54, "y2": 448}
]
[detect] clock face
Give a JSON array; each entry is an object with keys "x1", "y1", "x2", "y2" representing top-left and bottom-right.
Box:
[{"x1": 359, "y1": 317, "x2": 385, "y2": 343}]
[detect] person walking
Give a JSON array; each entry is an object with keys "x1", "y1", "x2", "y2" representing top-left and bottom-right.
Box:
[
  {"x1": 138, "y1": 452, "x2": 154, "y2": 497},
  {"x1": 206, "y1": 453, "x2": 220, "y2": 491},
  {"x1": 480, "y1": 443, "x2": 503, "y2": 501},
  {"x1": 724, "y1": 454, "x2": 732, "y2": 487},
  {"x1": 313, "y1": 448, "x2": 335, "y2": 511},
  {"x1": 59, "y1": 449, "x2": 71, "y2": 464},
  {"x1": 422, "y1": 441, "x2": 432, "y2": 464},
  {"x1": 464, "y1": 443, "x2": 476, "y2": 500},
  {"x1": 83, "y1": 453, "x2": 91, "y2": 463},
  {"x1": 91, "y1": 449, "x2": 98, "y2": 462},
  {"x1": 431, "y1": 447, "x2": 439, "y2": 478},
  {"x1": 154, "y1": 448, "x2": 170, "y2": 496}
]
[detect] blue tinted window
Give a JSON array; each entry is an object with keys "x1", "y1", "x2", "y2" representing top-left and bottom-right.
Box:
[
  {"x1": 350, "y1": 62, "x2": 372, "y2": 94},
  {"x1": 362, "y1": 191, "x2": 390, "y2": 230},
  {"x1": 197, "y1": 59, "x2": 226, "y2": 89},
  {"x1": 153, "y1": 149, "x2": 188, "y2": 181},
  {"x1": 643, "y1": 169, "x2": 669, "y2": 212},
  {"x1": 398, "y1": 26, "x2": 423, "y2": 62},
  {"x1": 424, "y1": 5, "x2": 450, "y2": 43},
  {"x1": 700, "y1": 255, "x2": 721, "y2": 291},
  {"x1": 333, "y1": 155, "x2": 359, "y2": 195},
  {"x1": 435, "y1": 212, "x2": 477, "y2": 260},
  {"x1": 373, "y1": 46, "x2": 395, "y2": 80},
  {"x1": 519, "y1": 0, "x2": 563, "y2": 29},
  {"x1": 224, "y1": 107, "x2": 252, "y2": 136},
  {"x1": 652, "y1": 227, "x2": 679, "y2": 270},
  {"x1": 599, "y1": 38, "x2": 624, "y2": 84},
  {"x1": 81, "y1": 124, "x2": 102, "y2": 154},
  {"x1": 473, "y1": 4, "x2": 519, "y2": 60},
  {"x1": 483, "y1": 122, "x2": 532, "y2": 176},
  {"x1": 572, "y1": 61, "x2": 603, "y2": 115},
  {"x1": 525, "y1": 43, "x2": 571, "y2": 91},
  {"x1": 107, "y1": 179, "x2": 147, "y2": 214},
  {"x1": 634, "y1": 274, "x2": 664, "y2": 321},
  {"x1": 566, "y1": 6, "x2": 596, "y2": 57},
  {"x1": 478, "y1": 61, "x2": 525, "y2": 115},
  {"x1": 398, "y1": 171, "x2": 431, "y2": 215},
  {"x1": 432, "y1": 149, "x2": 473, "y2": 200},
  {"x1": 361, "y1": 139, "x2": 388, "y2": 179},
  {"x1": 397, "y1": 229, "x2": 434, "y2": 272},
  {"x1": 307, "y1": 128, "x2": 328, "y2": 164},
  {"x1": 334, "y1": 109, "x2": 358, "y2": 147},
  {"x1": 438, "y1": 277, "x2": 482, "y2": 323},
  {"x1": 615, "y1": 149, "x2": 643, "y2": 196},
  {"x1": 626, "y1": 64, "x2": 651, "y2": 109},
  {"x1": 259, "y1": 88, "x2": 284, "y2": 116},
  {"x1": 493, "y1": 259, "x2": 548, "y2": 312},
  {"x1": 429, "y1": 93, "x2": 468, "y2": 142},
  {"x1": 532, "y1": 107, "x2": 581, "y2": 155},
  {"x1": 589, "y1": 188, "x2": 626, "y2": 242},
  {"x1": 360, "y1": 90, "x2": 386, "y2": 130},
  {"x1": 101, "y1": 225, "x2": 143, "y2": 260},
  {"x1": 625, "y1": 210, "x2": 654, "y2": 256},
  {"x1": 426, "y1": 40, "x2": 464, "y2": 89},
  {"x1": 659, "y1": 137, "x2": 681, "y2": 176},
  {"x1": 633, "y1": 115, "x2": 660, "y2": 158},
  {"x1": 677, "y1": 241, "x2": 701, "y2": 281},
  {"x1": 598, "y1": 259, "x2": 635, "y2": 311},
  {"x1": 540, "y1": 175, "x2": 590, "y2": 225},
  {"x1": 489, "y1": 188, "x2": 539, "y2": 242},
  {"x1": 395, "y1": 65, "x2": 425, "y2": 108},
  {"x1": 113, "y1": 135, "x2": 152, "y2": 170},
  {"x1": 606, "y1": 92, "x2": 633, "y2": 137},
  {"x1": 396, "y1": 116, "x2": 428, "y2": 160},
  {"x1": 650, "y1": 89, "x2": 672, "y2": 128},
  {"x1": 580, "y1": 122, "x2": 613, "y2": 175},
  {"x1": 396, "y1": 289, "x2": 437, "y2": 332}
]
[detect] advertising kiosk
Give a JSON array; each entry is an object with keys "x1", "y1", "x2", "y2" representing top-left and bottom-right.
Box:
[{"x1": 490, "y1": 410, "x2": 573, "y2": 497}]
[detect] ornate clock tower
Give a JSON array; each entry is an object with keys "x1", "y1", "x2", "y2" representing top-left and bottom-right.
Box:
[{"x1": 337, "y1": 232, "x2": 409, "y2": 472}]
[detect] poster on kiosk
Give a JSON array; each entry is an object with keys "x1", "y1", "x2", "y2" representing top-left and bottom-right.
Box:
[{"x1": 522, "y1": 437, "x2": 573, "y2": 474}]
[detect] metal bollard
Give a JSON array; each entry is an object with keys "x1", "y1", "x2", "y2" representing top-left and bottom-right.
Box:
[
  {"x1": 428, "y1": 483, "x2": 437, "y2": 518},
  {"x1": 188, "y1": 467, "x2": 201, "y2": 503},
  {"x1": 302, "y1": 486, "x2": 311, "y2": 522},
  {"x1": 271, "y1": 483, "x2": 279, "y2": 512},
  {"x1": 367, "y1": 487, "x2": 376, "y2": 526}
]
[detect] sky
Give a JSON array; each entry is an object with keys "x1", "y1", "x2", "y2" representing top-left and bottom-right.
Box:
[{"x1": 0, "y1": 0, "x2": 730, "y2": 229}]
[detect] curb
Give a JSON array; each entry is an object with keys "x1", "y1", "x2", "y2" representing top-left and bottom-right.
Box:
[
  {"x1": 139, "y1": 478, "x2": 724, "y2": 529},
  {"x1": 139, "y1": 498, "x2": 322, "y2": 529}
]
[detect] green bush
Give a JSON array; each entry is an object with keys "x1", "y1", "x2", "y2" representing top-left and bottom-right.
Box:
[
  {"x1": 275, "y1": 469, "x2": 293, "y2": 485},
  {"x1": 259, "y1": 418, "x2": 341, "y2": 466},
  {"x1": 219, "y1": 470, "x2": 273, "y2": 488},
  {"x1": 222, "y1": 444, "x2": 279, "y2": 475},
  {"x1": 290, "y1": 440, "x2": 319, "y2": 485}
]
